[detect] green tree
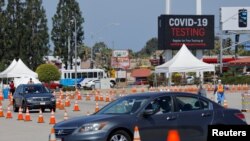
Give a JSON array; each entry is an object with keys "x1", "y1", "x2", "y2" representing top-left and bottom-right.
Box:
[
  {"x1": 51, "y1": 0, "x2": 84, "y2": 69},
  {"x1": 36, "y1": 64, "x2": 61, "y2": 83},
  {"x1": 23, "y1": 0, "x2": 49, "y2": 70},
  {"x1": 0, "y1": 0, "x2": 6, "y2": 71},
  {"x1": 79, "y1": 45, "x2": 91, "y2": 61},
  {"x1": 4, "y1": 0, "x2": 26, "y2": 61},
  {"x1": 92, "y1": 42, "x2": 112, "y2": 69},
  {"x1": 135, "y1": 37, "x2": 158, "y2": 58}
]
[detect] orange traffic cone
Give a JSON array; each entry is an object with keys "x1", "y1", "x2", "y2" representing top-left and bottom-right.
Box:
[
  {"x1": 167, "y1": 130, "x2": 180, "y2": 141},
  {"x1": 24, "y1": 108, "x2": 31, "y2": 121},
  {"x1": 49, "y1": 128, "x2": 56, "y2": 141},
  {"x1": 105, "y1": 93, "x2": 110, "y2": 102},
  {"x1": 0, "y1": 91, "x2": 4, "y2": 101},
  {"x1": 64, "y1": 110, "x2": 68, "y2": 120},
  {"x1": 56, "y1": 99, "x2": 60, "y2": 109},
  {"x1": 133, "y1": 126, "x2": 141, "y2": 141},
  {"x1": 17, "y1": 107, "x2": 24, "y2": 120},
  {"x1": 59, "y1": 100, "x2": 65, "y2": 110},
  {"x1": 73, "y1": 100, "x2": 80, "y2": 111},
  {"x1": 0, "y1": 105, "x2": 4, "y2": 117},
  {"x1": 37, "y1": 109, "x2": 45, "y2": 123},
  {"x1": 77, "y1": 92, "x2": 82, "y2": 100},
  {"x1": 6, "y1": 106, "x2": 12, "y2": 119},
  {"x1": 49, "y1": 110, "x2": 56, "y2": 124},
  {"x1": 99, "y1": 94, "x2": 104, "y2": 101},
  {"x1": 64, "y1": 97, "x2": 71, "y2": 107},
  {"x1": 95, "y1": 102, "x2": 99, "y2": 112},
  {"x1": 86, "y1": 93, "x2": 91, "y2": 101}
]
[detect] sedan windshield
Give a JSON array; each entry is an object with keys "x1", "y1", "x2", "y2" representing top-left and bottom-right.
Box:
[{"x1": 97, "y1": 96, "x2": 149, "y2": 115}]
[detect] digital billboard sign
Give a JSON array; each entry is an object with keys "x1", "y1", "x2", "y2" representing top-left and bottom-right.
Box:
[
  {"x1": 158, "y1": 15, "x2": 214, "y2": 50},
  {"x1": 220, "y1": 7, "x2": 250, "y2": 31}
]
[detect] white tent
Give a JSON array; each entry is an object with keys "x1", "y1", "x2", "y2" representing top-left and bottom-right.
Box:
[
  {"x1": 14, "y1": 76, "x2": 41, "y2": 87},
  {"x1": 156, "y1": 44, "x2": 215, "y2": 73},
  {"x1": 0, "y1": 59, "x2": 38, "y2": 78},
  {"x1": 0, "y1": 59, "x2": 17, "y2": 77}
]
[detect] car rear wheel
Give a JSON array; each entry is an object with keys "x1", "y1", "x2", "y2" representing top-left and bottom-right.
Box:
[
  {"x1": 108, "y1": 130, "x2": 131, "y2": 141},
  {"x1": 13, "y1": 101, "x2": 18, "y2": 112}
]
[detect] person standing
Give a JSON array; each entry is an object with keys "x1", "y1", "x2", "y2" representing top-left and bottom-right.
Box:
[
  {"x1": 27, "y1": 78, "x2": 34, "y2": 84},
  {"x1": 9, "y1": 81, "x2": 15, "y2": 95},
  {"x1": 213, "y1": 79, "x2": 226, "y2": 105},
  {"x1": 197, "y1": 84, "x2": 207, "y2": 97}
]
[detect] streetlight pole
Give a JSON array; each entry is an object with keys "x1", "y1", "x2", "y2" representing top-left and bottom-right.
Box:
[{"x1": 72, "y1": 16, "x2": 77, "y2": 88}]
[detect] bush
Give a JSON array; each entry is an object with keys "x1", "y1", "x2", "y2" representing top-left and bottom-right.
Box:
[
  {"x1": 62, "y1": 86, "x2": 75, "y2": 91},
  {"x1": 221, "y1": 76, "x2": 250, "y2": 84},
  {"x1": 36, "y1": 64, "x2": 61, "y2": 83}
]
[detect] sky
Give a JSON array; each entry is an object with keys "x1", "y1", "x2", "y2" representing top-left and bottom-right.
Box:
[{"x1": 42, "y1": 0, "x2": 250, "y2": 52}]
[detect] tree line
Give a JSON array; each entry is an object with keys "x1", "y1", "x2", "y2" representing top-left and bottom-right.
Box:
[{"x1": 0, "y1": 0, "x2": 84, "y2": 72}]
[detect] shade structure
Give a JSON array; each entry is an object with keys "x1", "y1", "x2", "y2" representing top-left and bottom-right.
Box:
[
  {"x1": 155, "y1": 44, "x2": 215, "y2": 73},
  {"x1": 0, "y1": 59, "x2": 38, "y2": 78}
]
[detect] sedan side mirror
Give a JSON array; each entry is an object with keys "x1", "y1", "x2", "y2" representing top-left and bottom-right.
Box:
[{"x1": 143, "y1": 109, "x2": 154, "y2": 117}]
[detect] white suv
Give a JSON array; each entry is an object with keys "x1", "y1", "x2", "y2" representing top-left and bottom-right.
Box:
[
  {"x1": 84, "y1": 80, "x2": 115, "y2": 90},
  {"x1": 186, "y1": 76, "x2": 194, "y2": 84}
]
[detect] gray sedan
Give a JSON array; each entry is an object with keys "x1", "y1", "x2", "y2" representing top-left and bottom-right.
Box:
[{"x1": 54, "y1": 92, "x2": 247, "y2": 141}]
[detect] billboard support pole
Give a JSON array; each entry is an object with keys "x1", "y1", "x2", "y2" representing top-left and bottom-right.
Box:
[
  {"x1": 196, "y1": 0, "x2": 203, "y2": 60},
  {"x1": 196, "y1": 0, "x2": 204, "y2": 85},
  {"x1": 164, "y1": 0, "x2": 172, "y2": 87},
  {"x1": 164, "y1": 0, "x2": 172, "y2": 62}
]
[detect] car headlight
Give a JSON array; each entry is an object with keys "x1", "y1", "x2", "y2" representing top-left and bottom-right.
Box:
[
  {"x1": 26, "y1": 98, "x2": 33, "y2": 103},
  {"x1": 51, "y1": 97, "x2": 56, "y2": 102},
  {"x1": 78, "y1": 122, "x2": 107, "y2": 133}
]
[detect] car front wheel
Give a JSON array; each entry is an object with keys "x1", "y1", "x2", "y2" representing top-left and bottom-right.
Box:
[
  {"x1": 108, "y1": 130, "x2": 131, "y2": 141},
  {"x1": 13, "y1": 101, "x2": 18, "y2": 112}
]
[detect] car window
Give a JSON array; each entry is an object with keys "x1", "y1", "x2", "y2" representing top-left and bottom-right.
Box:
[
  {"x1": 145, "y1": 96, "x2": 172, "y2": 115},
  {"x1": 174, "y1": 96, "x2": 209, "y2": 112},
  {"x1": 23, "y1": 85, "x2": 48, "y2": 94},
  {"x1": 99, "y1": 97, "x2": 149, "y2": 115}
]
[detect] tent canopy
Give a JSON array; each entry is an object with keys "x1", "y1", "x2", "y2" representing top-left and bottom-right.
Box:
[
  {"x1": 156, "y1": 44, "x2": 215, "y2": 73},
  {"x1": 0, "y1": 59, "x2": 17, "y2": 77},
  {"x1": 0, "y1": 59, "x2": 38, "y2": 78}
]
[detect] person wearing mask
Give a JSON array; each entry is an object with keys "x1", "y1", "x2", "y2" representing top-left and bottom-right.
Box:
[{"x1": 213, "y1": 79, "x2": 227, "y2": 105}]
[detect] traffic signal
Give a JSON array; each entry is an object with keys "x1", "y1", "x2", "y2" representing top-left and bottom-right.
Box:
[{"x1": 226, "y1": 38, "x2": 232, "y2": 47}]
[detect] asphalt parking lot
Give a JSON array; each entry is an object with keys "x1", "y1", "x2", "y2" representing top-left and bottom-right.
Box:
[{"x1": 0, "y1": 90, "x2": 249, "y2": 141}]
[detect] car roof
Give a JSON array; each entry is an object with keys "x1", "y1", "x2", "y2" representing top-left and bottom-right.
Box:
[
  {"x1": 123, "y1": 91, "x2": 199, "y2": 98},
  {"x1": 19, "y1": 84, "x2": 44, "y2": 87}
]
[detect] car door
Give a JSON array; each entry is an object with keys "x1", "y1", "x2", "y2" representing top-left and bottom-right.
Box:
[
  {"x1": 137, "y1": 96, "x2": 178, "y2": 141},
  {"x1": 13, "y1": 86, "x2": 23, "y2": 106},
  {"x1": 173, "y1": 95, "x2": 213, "y2": 141}
]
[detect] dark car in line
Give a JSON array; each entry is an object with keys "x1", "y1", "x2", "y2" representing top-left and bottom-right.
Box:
[
  {"x1": 53, "y1": 92, "x2": 247, "y2": 141},
  {"x1": 13, "y1": 84, "x2": 56, "y2": 112}
]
